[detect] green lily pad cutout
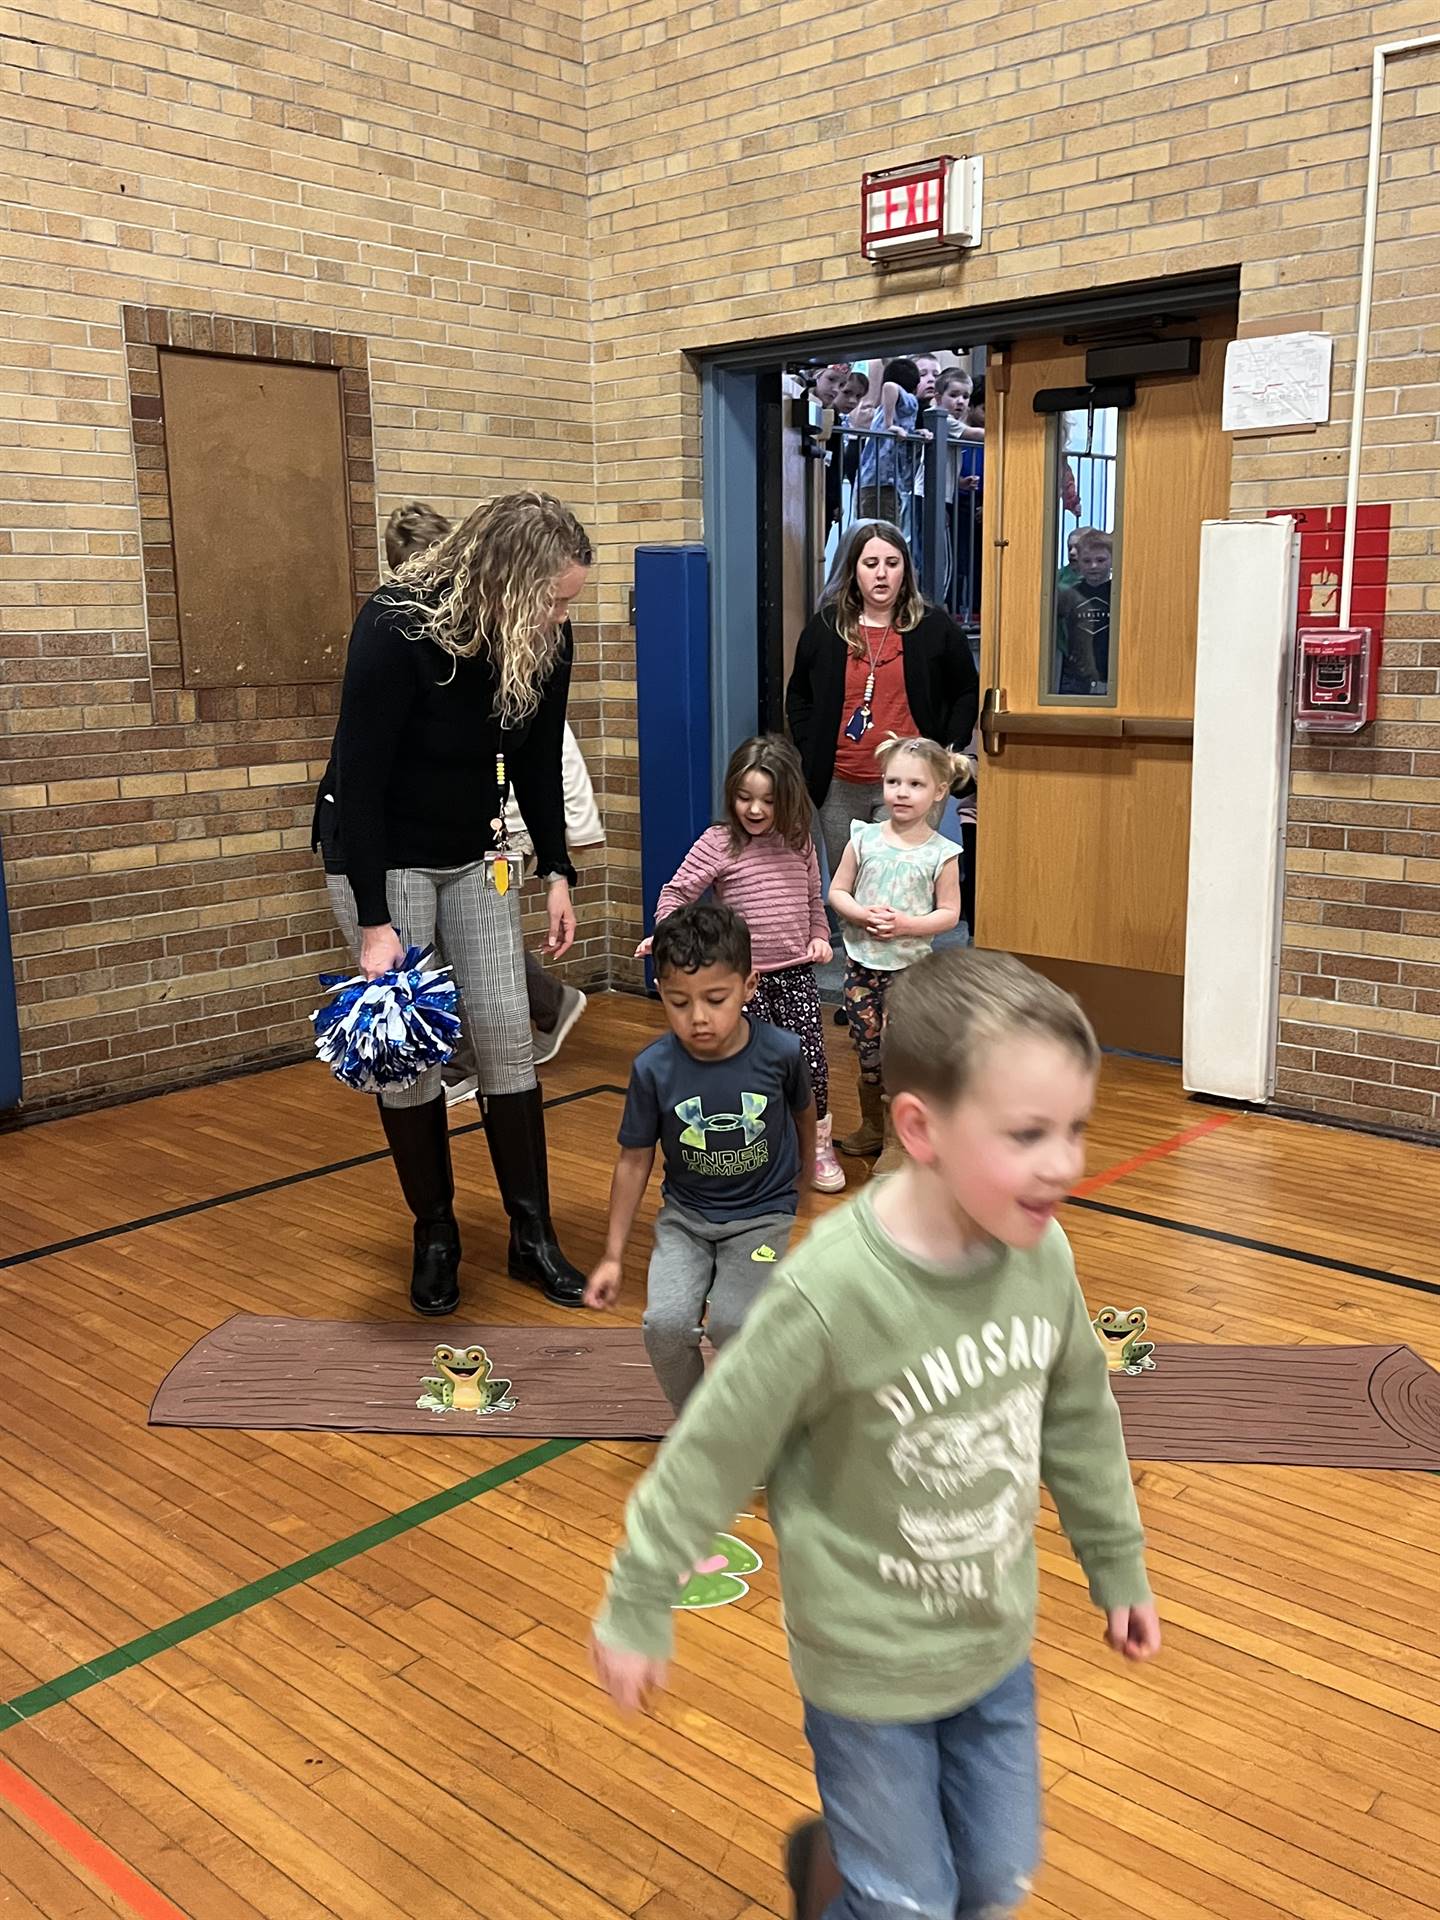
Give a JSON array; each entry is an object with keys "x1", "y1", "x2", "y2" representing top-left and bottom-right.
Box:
[{"x1": 674, "y1": 1533, "x2": 763, "y2": 1611}]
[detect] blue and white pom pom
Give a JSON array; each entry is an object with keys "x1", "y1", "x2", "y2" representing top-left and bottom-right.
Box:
[{"x1": 311, "y1": 944, "x2": 461, "y2": 1093}]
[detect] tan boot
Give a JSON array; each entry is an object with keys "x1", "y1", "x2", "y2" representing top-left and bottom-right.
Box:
[
  {"x1": 871, "y1": 1096, "x2": 906, "y2": 1179},
  {"x1": 837, "y1": 1080, "x2": 884, "y2": 1157}
]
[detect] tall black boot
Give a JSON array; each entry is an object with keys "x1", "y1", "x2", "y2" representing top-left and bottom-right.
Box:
[
  {"x1": 378, "y1": 1096, "x2": 461, "y2": 1317},
  {"x1": 481, "y1": 1087, "x2": 585, "y2": 1307}
]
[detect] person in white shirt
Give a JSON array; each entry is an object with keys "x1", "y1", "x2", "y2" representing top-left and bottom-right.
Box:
[{"x1": 438, "y1": 717, "x2": 601, "y2": 1100}]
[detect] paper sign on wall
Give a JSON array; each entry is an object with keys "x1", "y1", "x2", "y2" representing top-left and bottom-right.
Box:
[{"x1": 1222, "y1": 333, "x2": 1333, "y2": 432}]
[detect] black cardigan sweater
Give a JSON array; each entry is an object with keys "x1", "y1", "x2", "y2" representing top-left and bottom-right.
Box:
[
  {"x1": 313, "y1": 588, "x2": 574, "y2": 926},
  {"x1": 785, "y1": 605, "x2": 981, "y2": 804}
]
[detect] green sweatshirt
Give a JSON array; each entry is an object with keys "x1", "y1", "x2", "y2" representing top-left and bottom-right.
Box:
[{"x1": 597, "y1": 1190, "x2": 1150, "y2": 1721}]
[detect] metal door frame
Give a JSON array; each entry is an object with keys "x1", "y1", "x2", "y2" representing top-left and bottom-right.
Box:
[{"x1": 699, "y1": 268, "x2": 1241, "y2": 811}]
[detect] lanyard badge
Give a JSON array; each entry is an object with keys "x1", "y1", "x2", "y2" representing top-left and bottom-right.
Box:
[
  {"x1": 487, "y1": 751, "x2": 511, "y2": 895},
  {"x1": 844, "y1": 666, "x2": 878, "y2": 743}
]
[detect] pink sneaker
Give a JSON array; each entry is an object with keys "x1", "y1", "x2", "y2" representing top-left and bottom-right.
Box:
[{"x1": 812, "y1": 1114, "x2": 846, "y2": 1193}]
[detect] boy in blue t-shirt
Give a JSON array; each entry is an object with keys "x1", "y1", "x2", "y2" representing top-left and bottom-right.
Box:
[{"x1": 584, "y1": 902, "x2": 816, "y2": 1413}]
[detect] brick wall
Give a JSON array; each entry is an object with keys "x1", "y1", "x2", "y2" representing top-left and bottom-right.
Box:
[
  {"x1": 1, "y1": 0, "x2": 596, "y2": 1111},
  {"x1": 1278, "y1": 643, "x2": 1440, "y2": 1131},
  {"x1": 5, "y1": 0, "x2": 1439, "y2": 1134},
  {"x1": 584, "y1": 0, "x2": 1440, "y2": 1135}
]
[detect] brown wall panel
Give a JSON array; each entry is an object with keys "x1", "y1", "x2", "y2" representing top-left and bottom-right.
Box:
[{"x1": 159, "y1": 353, "x2": 354, "y2": 689}]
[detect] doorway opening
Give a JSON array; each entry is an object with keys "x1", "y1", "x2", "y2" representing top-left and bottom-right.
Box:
[{"x1": 698, "y1": 268, "x2": 1241, "y2": 1056}]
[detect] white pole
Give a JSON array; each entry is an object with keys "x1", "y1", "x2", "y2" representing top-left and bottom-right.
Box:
[{"x1": 1339, "y1": 33, "x2": 1440, "y2": 631}]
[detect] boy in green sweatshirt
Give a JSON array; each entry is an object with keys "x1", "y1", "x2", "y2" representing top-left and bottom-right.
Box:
[{"x1": 590, "y1": 945, "x2": 1160, "y2": 1919}]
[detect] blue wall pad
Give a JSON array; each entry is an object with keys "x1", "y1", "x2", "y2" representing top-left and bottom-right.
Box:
[{"x1": 635, "y1": 543, "x2": 711, "y2": 983}]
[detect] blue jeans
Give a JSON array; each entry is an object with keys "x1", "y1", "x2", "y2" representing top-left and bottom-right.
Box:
[{"x1": 803, "y1": 1660, "x2": 1040, "y2": 1918}]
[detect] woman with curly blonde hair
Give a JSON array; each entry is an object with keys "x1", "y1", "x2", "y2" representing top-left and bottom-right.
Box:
[{"x1": 314, "y1": 491, "x2": 593, "y2": 1317}]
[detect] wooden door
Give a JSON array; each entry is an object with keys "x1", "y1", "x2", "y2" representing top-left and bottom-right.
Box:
[{"x1": 976, "y1": 315, "x2": 1234, "y2": 1055}]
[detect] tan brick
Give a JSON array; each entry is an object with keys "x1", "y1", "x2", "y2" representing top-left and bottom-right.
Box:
[
  {"x1": 48, "y1": 776, "x2": 122, "y2": 806},
  {"x1": 87, "y1": 844, "x2": 160, "y2": 874},
  {"x1": 118, "y1": 772, "x2": 187, "y2": 798},
  {"x1": 1320, "y1": 850, "x2": 1409, "y2": 881},
  {"x1": 183, "y1": 767, "x2": 250, "y2": 793},
  {"x1": 219, "y1": 831, "x2": 284, "y2": 857},
  {"x1": 246, "y1": 762, "x2": 310, "y2": 788},
  {"x1": 153, "y1": 838, "x2": 222, "y2": 866}
]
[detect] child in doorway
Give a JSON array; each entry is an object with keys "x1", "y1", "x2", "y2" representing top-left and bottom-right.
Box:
[
  {"x1": 372, "y1": 504, "x2": 599, "y2": 1097},
  {"x1": 829, "y1": 733, "x2": 965, "y2": 1172},
  {"x1": 589, "y1": 945, "x2": 1160, "y2": 1920},
  {"x1": 638, "y1": 735, "x2": 843, "y2": 1193},
  {"x1": 927, "y1": 369, "x2": 979, "y2": 603},
  {"x1": 1057, "y1": 524, "x2": 1090, "y2": 589},
  {"x1": 856, "y1": 357, "x2": 927, "y2": 531},
  {"x1": 1055, "y1": 527, "x2": 1114, "y2": 696},
  {"x1": 585, "y1": 903, "x2": 817, "y2": 1415}
]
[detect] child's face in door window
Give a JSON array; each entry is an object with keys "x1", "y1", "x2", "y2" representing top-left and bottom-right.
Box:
[
  {"x1": 1076, "y1": 540, "x2": 1112, "y2": 587},
  {"x1": 936, "y1": 376, "x2": 971, "y2": 420},
  {"x1": 812, "y1": 364, "x2": 852, "y2": 407}
]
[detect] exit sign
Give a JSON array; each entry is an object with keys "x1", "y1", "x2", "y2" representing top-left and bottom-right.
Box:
[{"x1": 861, "y1": 156, "x2": 984, "y2": 267}]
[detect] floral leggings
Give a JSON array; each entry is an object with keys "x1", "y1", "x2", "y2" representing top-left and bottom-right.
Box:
[
  {"x1": 842, "y1": 960, "x2": 896, "y2": 1087},
  {"x1": 745, "y1": 963, "x2": 829, "y2": 1121}
]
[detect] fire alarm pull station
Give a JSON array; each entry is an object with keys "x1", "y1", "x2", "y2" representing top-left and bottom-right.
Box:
[{"x1": 1294, "y1": 626, "x2": 1379, "y2": 733}]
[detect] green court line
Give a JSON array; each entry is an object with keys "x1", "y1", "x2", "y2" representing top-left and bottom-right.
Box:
[{"x1": 0, "y1": 1436, "x2": 583, "y2": 1734}]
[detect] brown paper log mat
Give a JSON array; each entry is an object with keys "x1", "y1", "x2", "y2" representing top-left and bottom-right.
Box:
[
  {"x1": 149, "y1": 1317, "x2": 677, "y2": 1438},
  {"x1": 148, "y1": 1320, "x2": 1440, "y2": 1464},
  {"x1": 1109, "y1": 1341, "x2": 1440, "y2": 1468}
]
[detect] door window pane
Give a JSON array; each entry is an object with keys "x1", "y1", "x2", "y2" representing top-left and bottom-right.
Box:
[{"x1": 1043, "y1": 406, "x2": 1123, "y2": 702}]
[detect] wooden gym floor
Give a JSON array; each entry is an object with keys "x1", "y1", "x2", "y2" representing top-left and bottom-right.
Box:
[{"x1": 2, "y1": 991, "x2": 1439, "y2": 1920}]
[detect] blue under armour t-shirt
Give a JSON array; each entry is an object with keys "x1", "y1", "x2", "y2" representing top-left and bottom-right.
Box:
[{"x1": 618, "y1": 1018, "x2": 812, "y2": 1222}]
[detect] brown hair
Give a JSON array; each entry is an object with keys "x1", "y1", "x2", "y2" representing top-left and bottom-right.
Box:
[
  {"x1": 821, "y1": 520, "x2": 926, "y2": 655},
  {"x1": 721, "y1": 734, "x2": 812, "y2": 854},
  {"x1": 874, "y1": 733, "x2": 973, "y2": 818},
  {"x1": 392, "y1": 491, "x2": 593, "y2": 726},
  {"x1": 385, "y1": 502, "x2": 451, "y2": 571},
  {"x1": 882, "y1": 947, "x2": 1100, "y2": 1106}
]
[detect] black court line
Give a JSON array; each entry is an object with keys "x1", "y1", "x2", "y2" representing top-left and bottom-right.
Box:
[
  {"x1": 1068, "y1": 1195, "x2": 1440, "y2": 1301},
  {"x1": 0, "y1": 1083, "x2": 627, "y2": 1273}
]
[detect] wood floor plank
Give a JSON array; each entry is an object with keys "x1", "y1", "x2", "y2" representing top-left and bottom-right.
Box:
[
  {"x1": 0, "y1": 1802, "x2": 124, "y2": 1920},
  {"x1": 2, "y1": 999, "x2": 1439, "y2": 1916}
]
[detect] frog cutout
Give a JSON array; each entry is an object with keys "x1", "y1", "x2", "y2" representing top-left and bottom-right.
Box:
[
  {"x1": 417, "y1": 1343, "x2": 517, "y2": 1415},
  {"x1": 674, "y1": 1534, "x2": 763, "y2": 1610},
  {"x1": 1091, "y1": 1306, "x2": 1156, "y2": 1375}
]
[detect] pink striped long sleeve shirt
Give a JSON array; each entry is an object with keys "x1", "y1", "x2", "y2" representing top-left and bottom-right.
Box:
[{"x1": 654, "y1": 826, "x2": 829, "y2": 973}]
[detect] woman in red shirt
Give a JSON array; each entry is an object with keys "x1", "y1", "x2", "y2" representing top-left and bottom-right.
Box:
[{"x1": 787, "y1": 519, "x2": 978, "y2": 913}]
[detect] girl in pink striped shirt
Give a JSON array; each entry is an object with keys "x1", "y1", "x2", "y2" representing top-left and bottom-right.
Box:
[{"x1": 638, "y1": 735, "x2": 845, "y2": 1192}]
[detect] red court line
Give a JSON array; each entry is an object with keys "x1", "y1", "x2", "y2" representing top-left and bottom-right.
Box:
[
  {"x1": 0, "y1": 1752, "x2": 188, "y2": 1920},
  {"x1": 1075, "y1": 1110, "x2": 1240, "y2": 1198}
]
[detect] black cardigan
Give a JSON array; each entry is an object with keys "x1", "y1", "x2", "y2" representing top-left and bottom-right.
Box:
[
  {"x1": 313, "y1": 588, "x2": 575, "y2": 926},
  {"x1": 785, "y1": 605, "x2": 980, "y2": 804}
]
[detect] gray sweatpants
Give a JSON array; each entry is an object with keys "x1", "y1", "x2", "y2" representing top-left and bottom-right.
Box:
[{"x1": 643, "y1": 1200, "x2": 794, "y2": 1415}]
